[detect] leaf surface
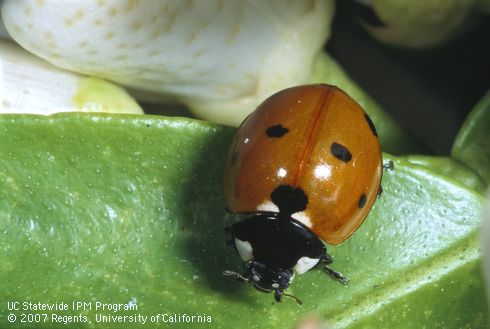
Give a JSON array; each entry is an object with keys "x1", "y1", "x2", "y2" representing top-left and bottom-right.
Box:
[
  {"x1": 452, "y1": 91, "x2": 490, "y2": 185},
  {"x1": 0, "y1": 113, "x2": 486, "y2": 328}
]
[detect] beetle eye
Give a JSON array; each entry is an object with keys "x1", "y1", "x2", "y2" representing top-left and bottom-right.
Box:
[{"x1": 271, "y1": 283, "x2": 280, "y2": 289}]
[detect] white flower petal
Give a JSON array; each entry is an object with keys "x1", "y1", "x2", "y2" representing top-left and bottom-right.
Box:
[{"x1": 2, "y1": 0, "x2": 332, "y2": 124}]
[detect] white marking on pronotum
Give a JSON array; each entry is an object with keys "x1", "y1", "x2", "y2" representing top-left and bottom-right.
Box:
[
  {"x1": 234, "y1": 238, "x2": 253, "y2": 262},
  {"x1": 257, "y1": 201, "x2": 279, "y2": 213},
  {"x1": 291, "y1": 211, "x2": 313, "y2": 228},
  {"x1": 294, "y1": 256, "x2": 321, "y2": 274}
]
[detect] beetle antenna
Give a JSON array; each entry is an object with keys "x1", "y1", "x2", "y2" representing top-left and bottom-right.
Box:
[
  {"x1": 281, "y1": 292, "x2": 303, "y2": 305},
  {"x1": 223, "y1": 270, "x2": 249, "y2": 282}
]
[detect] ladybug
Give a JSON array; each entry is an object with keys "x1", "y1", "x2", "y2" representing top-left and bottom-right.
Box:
[{"x1": 223, "y1": 84, "x2": 383, "y2": 304}]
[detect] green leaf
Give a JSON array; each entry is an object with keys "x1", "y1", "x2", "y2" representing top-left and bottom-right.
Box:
[
  {"x1": 310, "y1": 52, "x2": 424, "y2": 155},
  {"x1": 482, "y1": 193, "x2": 490, "y2": 308},
  {"x1": 452, "y1": 91, "x2": 490, "y2": 185},
  {"x1": 0, "y1": 114, "x2": 486, "y2": 328},
  {"x1": 401, "y1": 155, "x2": 486, "y2": 193}
]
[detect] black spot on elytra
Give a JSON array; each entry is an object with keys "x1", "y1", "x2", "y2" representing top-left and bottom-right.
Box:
[
  {"x1": 364, "y1": 113, "x2": 378, "y2": 137},
  {"x1": 331, "y1": 142, "x2": 352, "y2": 163},
  {"x1": 266, "y1": 124, "x2": 289, "y2": 138},
  {"x1": 358, "y1": 193, "x2": 367, "y2": 208},
  {"x1": 270, "y1": 185, "x2": 308, "y2": 215}
]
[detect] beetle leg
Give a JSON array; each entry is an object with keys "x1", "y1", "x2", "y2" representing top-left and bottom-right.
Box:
[
  {"x1": 322, "y1": 252, "x2": 333, "y2": 265},
  {"x1": 383, "y1": 160, "x2": 394, "y2": 171},
  {"x1": 324, "y1": 266, "x2": 349, "y2": 285},
  {"x1": 321, "y1": 254, "x2": 349, "y2": 285},
  {"x1": 224, "y1": 227, "x2": 237, "y2": 250},
  {"x1": 274, "y1": 290, "x2": 282, "y2": 302}
]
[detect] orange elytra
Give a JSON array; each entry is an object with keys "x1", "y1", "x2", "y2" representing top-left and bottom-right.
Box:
[{"x1": 223, "y1": 84, "x2": 383, "y2": 303}]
